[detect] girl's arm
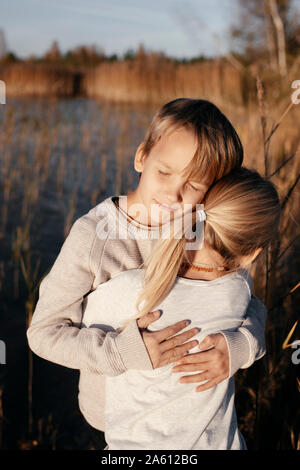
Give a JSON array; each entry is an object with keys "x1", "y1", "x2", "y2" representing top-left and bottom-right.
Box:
[{"x1": 27, "y1": 214, "x2": 153, "y2": 376}]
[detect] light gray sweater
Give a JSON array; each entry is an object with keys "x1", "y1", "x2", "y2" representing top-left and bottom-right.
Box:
[
  {"x1": 82, "y1": 267, "x2": 252, "y2": 450},
  {"x1": 27, "y1": 195, "x2": 267, "y2": 432}
]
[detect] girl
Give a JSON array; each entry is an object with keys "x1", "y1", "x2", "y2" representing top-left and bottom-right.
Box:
[{"x1": 81, "y1": 167, "x2": 280, "y2": 450}]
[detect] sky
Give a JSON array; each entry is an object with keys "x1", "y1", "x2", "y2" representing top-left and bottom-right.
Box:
[{"x1": 0, "y1": 0, "x2": 237, "y2": 59}]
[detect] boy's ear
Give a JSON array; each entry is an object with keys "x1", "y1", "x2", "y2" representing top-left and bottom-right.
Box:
[{"x1": 134, "y1": 143, "x2": 146, "y2": 173}]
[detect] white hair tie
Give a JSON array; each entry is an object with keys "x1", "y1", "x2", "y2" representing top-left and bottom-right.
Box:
[{"x1": 196, "y1": 208, "x2": 206, "y2": 222}]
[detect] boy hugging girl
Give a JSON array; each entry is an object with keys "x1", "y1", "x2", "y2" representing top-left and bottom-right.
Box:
[{"x1": 27, "y1": 98, "x2": 280, "y2": 450}]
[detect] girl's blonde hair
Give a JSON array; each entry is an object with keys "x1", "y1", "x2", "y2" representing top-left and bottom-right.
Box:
[
  {"x1": 118, "y1": 167, "x2": 281, "y2": 333},
  {"x1": 138, "y1": 98, "x2": 244, "y2": 186}
]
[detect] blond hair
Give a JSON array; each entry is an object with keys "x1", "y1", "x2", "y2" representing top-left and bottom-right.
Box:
[
  {"x1": 137, "y1": 98, "x2": 244, "y2": 186},
  {"x1": 118, "y1": 167, "x2": 281, "y2": 332}
]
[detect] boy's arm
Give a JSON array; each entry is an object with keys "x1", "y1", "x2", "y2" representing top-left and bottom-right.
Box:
[
  {"x1": 220, "y1": 295, "x2": 267, "y2": 378},
  {"x1": 27, "y1": 215, "x2": 153, "y2": 376}
]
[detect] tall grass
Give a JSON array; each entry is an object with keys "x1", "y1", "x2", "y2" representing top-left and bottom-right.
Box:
[
  {"x1": 84, "y1": 58, "x2": 244, "y2": 105},
  {"x1": 0, "y1": 63, "x2": 76, "y2": 98}
]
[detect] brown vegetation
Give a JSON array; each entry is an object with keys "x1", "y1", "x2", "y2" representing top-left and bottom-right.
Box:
[{"x1": 0, "y1": 57, "x2": 245, "y2": 104}]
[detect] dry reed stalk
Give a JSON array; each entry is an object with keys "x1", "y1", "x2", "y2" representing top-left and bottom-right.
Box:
[
  {"x1": 282, "y1": 320, "x2": 299, "y2": 350},
  {"x1": 268, "y1": 234, "x2": 300, "y2": 273},
  {"x1": 84, "y1": 149, "x2": 96, "y2": 196},
  {"x1": 57, "y1": 154, "x2": 66, "y2": 197},
  {"x1": 19, "y1": 253, "x2": 41, "y2": 437},
  {"x1": 64, "y1": 187, "x2": 78, "y2": 238},
  {"x1": 115, "y1": 115, "x2": 131, "y2": 195},
  {"x1": 80, "y1": 123, "x2": 92, "y2": 153},
  {"x1": 0, "y1": 174, "x2": 11, "y2": 239},
  {"x1": 0, "y1": 261, "x2": 4, "y2": 292},
  {"x1": 12, "y1": 226, "x2": 23, "y2": 299},
  {"x1": 100, "y1": 153, "x2": 107, "y2": 194},
  {"x1": 265, "y1": 100, "x2": 295, "y2": 146},
  {"x1": 90, "y1": 188, "x2": 100, "y2": 207},
  {"x1": 57, "y1": 148, "x2": 66, "y2": 198},
  {"x1": 0, "y1": 386, "x2": 3, "y2": 448}
]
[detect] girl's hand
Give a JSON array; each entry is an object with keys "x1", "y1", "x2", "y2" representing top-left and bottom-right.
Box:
[
  {"x1": 171, "y1": 333, "x2": 229, "y2": 391},
  {"x1": 136, "y1": 310, "x2": 199, "y2": 369}
]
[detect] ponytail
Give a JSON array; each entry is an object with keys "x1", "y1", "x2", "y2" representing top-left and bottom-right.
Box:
[{"x1": 118, "y1": 167, "x2": 280, "y2": 333}]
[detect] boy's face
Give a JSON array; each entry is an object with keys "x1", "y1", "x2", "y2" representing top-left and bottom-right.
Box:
[{"x1": 126, "y1": 127, "x2": 210, "y2": 226}]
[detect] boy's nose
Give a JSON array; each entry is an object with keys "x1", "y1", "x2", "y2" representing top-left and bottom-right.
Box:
[{"x1": 163, "y1": 191, "x2": 182, "y2": 204}]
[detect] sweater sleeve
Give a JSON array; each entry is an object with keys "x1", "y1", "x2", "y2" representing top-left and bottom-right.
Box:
[
  {"x1": 219, "y1": 295, "x2": 267, "y2": 378},
  {"x1": 26, "y1": 215, "x2": 153, "y2": 376}
]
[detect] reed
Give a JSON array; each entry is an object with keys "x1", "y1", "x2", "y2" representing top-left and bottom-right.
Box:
[
  {"x1": 83, "y1": 58, "x2": 244, "y2": 105},
  {"x1": 0, "y1": 64, "x2": 75, "y2": 98}
]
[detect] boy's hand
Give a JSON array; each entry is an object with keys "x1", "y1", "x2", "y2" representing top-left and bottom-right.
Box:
[
  {"x1": 136, "y1": 310, "x2": 199, "y2": 369},
  {"x1": 171, "y1": 333, "x2": 229, "y2": 391}
]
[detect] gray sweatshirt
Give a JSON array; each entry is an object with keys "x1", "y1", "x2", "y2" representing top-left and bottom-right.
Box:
[
  {"x1": 27, "y1": 195, "x2": 267, "y2": 432},
  {"x1": 82, "y1": 267, "x2": 252, "y2": 450}
]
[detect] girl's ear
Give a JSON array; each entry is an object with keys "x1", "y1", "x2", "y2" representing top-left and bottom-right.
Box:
[
  {"x1": 240, "y1": 247, "x2": 263, "y2": 267},
  {"x1": 134, "y1": 143, "x2": 146, "y2": 173}
]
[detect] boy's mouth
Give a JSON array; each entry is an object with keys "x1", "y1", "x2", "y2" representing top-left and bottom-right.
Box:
[{"x1": 153, "y1": 199, "x2": 178, "y2": 212}]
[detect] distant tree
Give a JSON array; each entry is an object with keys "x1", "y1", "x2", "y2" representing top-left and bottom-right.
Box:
[
  {"x1": 107, "y1": 53, "x2": 119, "y2": 62},
  {"x1": 65, "y1": 44, "x2": 105, "y2": 67},
  {"x1": 231, "y1": 0, "x2": 300, "y2": 73},
  {"x1": 268, "y1": 0, "x2": 287, "y2": 76},
  {"x1": 0, "y1": 28, "x2": 7, "y2": 59},
  {"x1": 123, "y1": 48, "x2": 136, "y2": 61},
  {"x1": 44, "y1": 40, "x2": 61, "y2": 62},
  {"x1": 0, "y1": 51, "x2": 19, "y2": 64},
  {"x1": 136, "y1": 43, "x2": 147, "y2": 61},
  {"x1": 25, "y1": 54, "x2": 38, "y2": 63}
]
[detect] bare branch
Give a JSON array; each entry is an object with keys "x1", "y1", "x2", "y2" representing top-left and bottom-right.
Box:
[
  {"x1": 280, "y1": 172, "x2": 300, "y2": 211},
  {"x1": 267, "y1": 152, "x2": 296, "y2": 179},
  {"x1": 268, "y1": 0, "x2": 287, "y2": 76},
  {"x1": 265, "y1": 100, "x2": 295, "y2": 146},
  {"x1": 268, "y1": 281, "x2": 300, "y2": 312},
  {"x1": 268, "y1": 234, "x2": 300, "y2": 272}
]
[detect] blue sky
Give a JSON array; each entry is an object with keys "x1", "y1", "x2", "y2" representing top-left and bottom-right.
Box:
[{"x1": 0, "y1": 0, "x2": 237, "y2": 59}]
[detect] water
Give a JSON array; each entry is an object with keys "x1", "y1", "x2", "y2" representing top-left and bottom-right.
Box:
[
  {"x1": 0, "y1": 97, "x2": 155, "y2": 268},
  {"x1": 0, "y1": 97, "x2": 155, "y2": 448}
]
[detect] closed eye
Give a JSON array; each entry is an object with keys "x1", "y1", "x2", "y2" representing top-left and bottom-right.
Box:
[
  {"x1": 188, "y1": 183, "x2": 202, "y2": 191},
  {"x1": 158, "y1": 168, "x2": 204, "y2": 191}
]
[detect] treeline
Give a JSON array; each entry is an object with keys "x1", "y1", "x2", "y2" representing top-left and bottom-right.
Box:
[
  {"x1": 0, "y1": 42, "x2": 208, "y2": 68},
  {"x1": 0, "y1": 35, "x2": 299, "y2": 105},
  {"x1": 1, "y1": 52, "x2": 299, "y2": 105}
]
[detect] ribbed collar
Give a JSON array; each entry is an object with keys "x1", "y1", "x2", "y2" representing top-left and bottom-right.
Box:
[{"x1": 100, "y1": 195, "x2": 171, "y2": 239}]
